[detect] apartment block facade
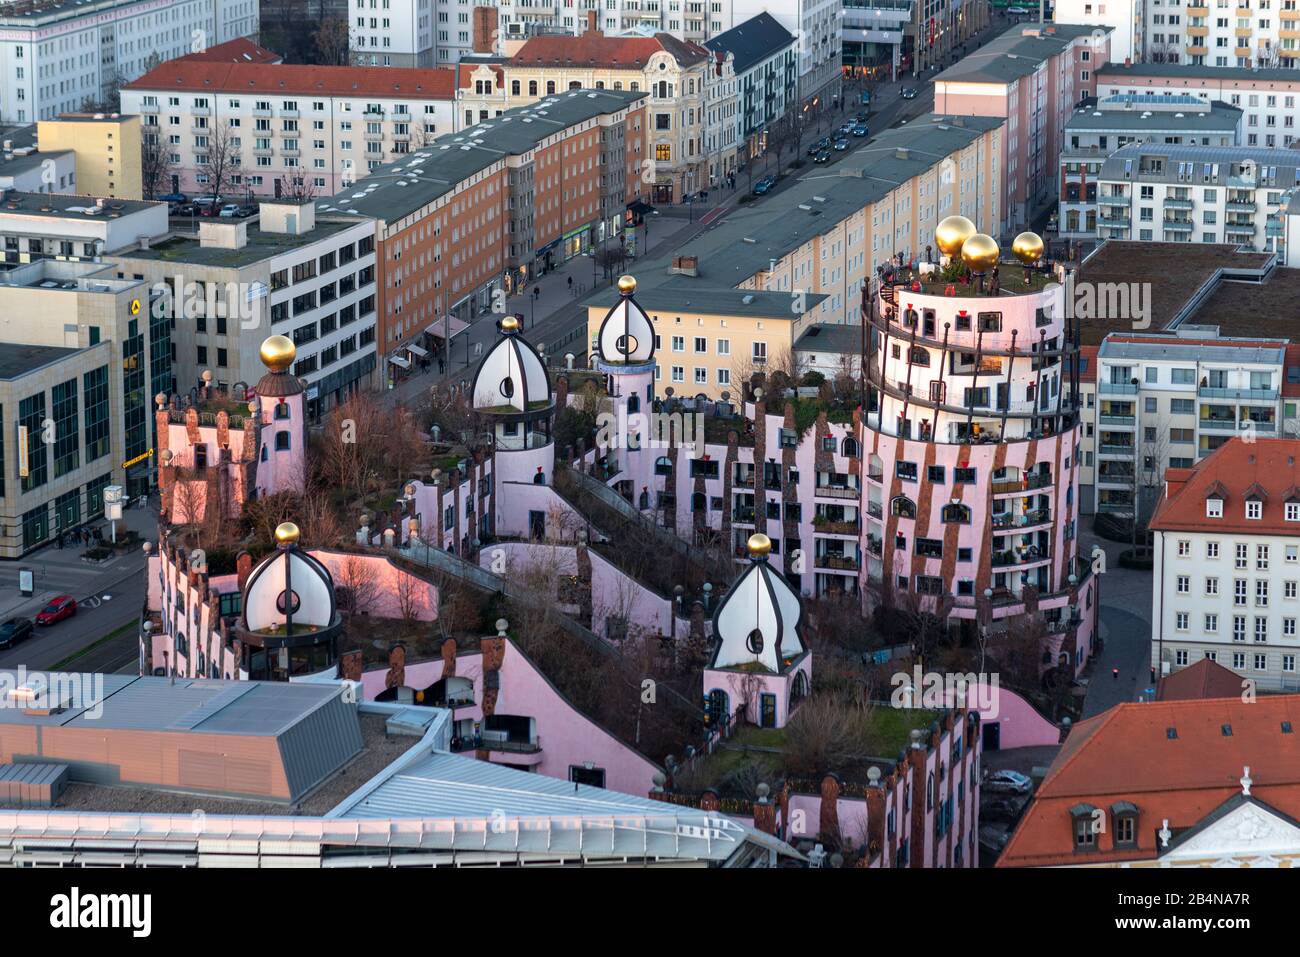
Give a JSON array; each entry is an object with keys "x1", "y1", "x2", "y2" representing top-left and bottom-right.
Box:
[
  {"x1": 121, "y1": 61, "x2": 458, "y2": 198},
  {"x1": 1094, "y1": 143, "x2": 1296, "y2": 253},
  {"x1": 0, "y1": 0, "x2": 259, "y2": 125},
  {"x1": 935, "y1": 23, "x2": 1112, "y2": 233}
]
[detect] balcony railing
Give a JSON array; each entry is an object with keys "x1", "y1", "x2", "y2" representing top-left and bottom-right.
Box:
[
  {"x1": 1163, "y1": 197, "x2": 1195, "y2": 210},
  {"x1": 1099, "y1": 414, "x2": 1135, "y2": 426},
  {"x1": 732, "y1": 508, "x2": 756, "y2": 523},
  {"x1": 815, "y1": 554, "x2": 860, "y2": 571},
  {"x1": 1099, "y1": 443, "x2": 1135, "y2": 456},
  {"x1": 867, "y1": 501, "x2": 883, "y2": 519},
  {"x1": 992, "y1": 547, "x2": 1051, "y2": 567},
  {"x1": 1198, "y1": 385, "x2": 1278, "y2": 401},
  {"x1": 1199, "y1": 417, "x2": 1239, "y2": 431},
  {"x1": 991, "y1": 473, "x2": 1053, "y2": 495},
  {"x1": 815, "y1": 484, "x2": 860, "y2": 499},
  {"x1": 992, "y1": 508, "x2": 1052, "y2": 529},
  {"x1": 814, "y1": 518, "x2": 860, "y2": 535},
  {"x1": 452, "y1": 734, "x2": 541, "y2": 754},
  {"x1": 1100, "y1": 382, "x2": 1139, "y2": 395}
]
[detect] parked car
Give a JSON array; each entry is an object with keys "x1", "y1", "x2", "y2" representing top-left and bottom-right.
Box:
[
  {"x1": 839, "y1": 122, "x2": 855, "y2": 135},
  {"x1": 0, "y1": 617, "x2": 33, "y2": 649},
  {"x1": 813, "y1": 149, "x2": 831, "y2": 164},
  {"x1": 1007, "y1": 5, "x2": 1031, "y2": 13},
  {"x1": 981, "y1": 799, "x2": 1022, "y2": 822},
  {"x1": 901, "y1": 87, "x2": 918, "y2": 99},
  {"x1": 807, "y1": 137, "x2": 831, "y2": 156},
  {"x1": 159, "y1": 192, "x2": 187, "y2": 205},
  {"x1": 174, "y1": 203, "x2": 196, "y2": 217},
  {"x1": 218, "y1": 203, "x2": 242, "y2": 217},
  {"x1": 833, "y1": 138, "x2": 850, "y2": 151},
  {"x1": 752, "y1": 174, "x2": 776, "y2": 196},
  {"x1": 855, "y1": 110, "x2": 869, "y2": 122},
  {"x1": 35, "y1": 596, "x2": 77, "y2": 626},
  {"x1": 237, "y1": 204, "x2": 258, "y2": 217},
  {"x1": 852, "y1": 124, "x2": 869, "y2": 137},
  {"x1": 984, "y1": 769, "x2": 1033, "y2": 794}
]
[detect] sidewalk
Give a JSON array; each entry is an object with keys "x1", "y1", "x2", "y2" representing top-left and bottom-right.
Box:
[{"x1": 0, "y1": 504, "x2": 156, "y2": 622}]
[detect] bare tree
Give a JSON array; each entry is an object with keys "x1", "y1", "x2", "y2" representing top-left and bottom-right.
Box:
[
  {"x1": 273, "y1": 174, "x2": 318, "y2": 203},
  {"x1": 140, "y1": 133, "x2": 175, "y2": 200},
  {"x1": 782, "y1": 694, "x2": 876, "y2": 777},
  {"x1": 198, "y1": 122, "x2": 242, "y2": 209},
  {"x1": 337, "y1": 555, "x2": 381, "y2": 616},
  {"x1": 171, "y1": 475, "x2": 205, "y2": 527},
  {"x1": 313, "y1": 17, "x2": 352, "y2": 65},
  {"x1": 394, "y1": 566, "x2": 424, "y2": 624}
]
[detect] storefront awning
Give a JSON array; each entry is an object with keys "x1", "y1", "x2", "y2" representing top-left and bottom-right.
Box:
[
  {"x1": 407, "y1": 343, "x2": 429, "y2": 358},
  {"x1": 627, "y1": 200, "x2": 655, "y2": 215},
  {"x1": 425, "y1": 316, "x2": 469, "y2": 340},
  {"x1": 388, "y1": 355, "x2": 411, "y2": 369}
]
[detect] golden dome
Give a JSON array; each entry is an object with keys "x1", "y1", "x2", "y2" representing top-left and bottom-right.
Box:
[
  {"x1": 1012, "y1": 231, "x2": 1045, "y2": 266},
  {"x1": 747, "y1": 533, "x2": 772, "y2": 558},
  {"x1": 961, "y1": 233, "x2": 1000, "y2": 272},
  {"x1": 617, "y1": 274, "x2": 637, "y2": 295},
  {"x1": 259, "y1": 335, "x2": 296, "y2": 373},
  {"x1": 935, "y1": 215, "x2": 977, "y2": 257},
  {"x1": 274, "y1": 522, "x2": 300, "y2": 546},
  {"x1": 499, "y1": 315, "x2": 520, "y2": 333}
]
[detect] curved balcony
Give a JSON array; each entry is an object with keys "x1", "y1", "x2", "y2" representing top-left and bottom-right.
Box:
[{"x1": 869, "y1": 368, "x2": 1081, "y2": 428}]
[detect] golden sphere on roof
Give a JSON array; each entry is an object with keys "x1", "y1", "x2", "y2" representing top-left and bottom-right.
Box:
[
  {"x1": 499, "y1": 315, "x2": 520, "y2": 333},
  {"x1": 1012, "y1": 231, "x2": 1045, "y2": 267},
  {"x1": 274, "y1": 522, "x2": 300, "y2": 546},
  {"x1": 935, "y1": 215, "x2": 977, "y2": 258},
  {"x1": 259, "y1": 335, "x2": 296, "y2": 373},
  {"x1": 961, "y1": 233, "x2": 1001, "y2": 272},
  {"x1": 617, "y1": 274, "x2": 637, "y2": 295},
  {"x1": 747, "y1": 532, "x2": 772, "y2": 558}
]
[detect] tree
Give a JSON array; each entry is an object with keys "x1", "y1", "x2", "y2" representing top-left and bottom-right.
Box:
[
  {"x1": 141, "y1": 136, "x2": 175, "y2": 200},
  {"x1": 394, "y1": 565, "x2": 424, "y2": 624},
  {"x1": 198, "y1": 122, "x2": 242, "y2": 209},
  {"x1": 273, "y1": 174, "x2": 318, "y2": 203},
  {"x1": 313, "y1": 17, "x2": 352, "y2": 65},
  {"x1": 337, "y1": 555, "x2": 381, "y2": 615},
  {"x1": 593, "y1": 244, "x2": 629, "y2": 282},
  {"x1": 782, "y1": 694, "x2": 876, "y2": 777},
  {"x1": 316, "y1": 391, "x2": 390, "y2": 504}
]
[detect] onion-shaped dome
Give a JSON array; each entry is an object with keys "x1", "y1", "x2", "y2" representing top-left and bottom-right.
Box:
[
  {"x1": 241, "y1": 533, "x2": 336, "y2": 634},
  {"x1": 472, "y1": 316, "x2": 551, "y2": 413},
  {"x1": 709, "y1": 533, "x2": 805, "y2": 672},
  {"x1": 596, "y1": 274, "x2": 655, "y2": 364},
  {"x1": 255, "y1": 334, "x2": 304, "y2": 397}
]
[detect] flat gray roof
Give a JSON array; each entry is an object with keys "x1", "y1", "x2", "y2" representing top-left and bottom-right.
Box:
[
  {"x1": 320, "y1": 89, "x2": 645, "y2": 224},
  {"x1": 119, "y1": 217, "x2": 360, "y2": 269},
  {"x1": 0, "y1": 125, "x2": 73, "y2": 179},
  {"x1": 1097, "y1": 62, "x2": 1300, "y2": 83},
  {"x1": 0, "y1": 191, "x2": 161, "y2": 220},
  {"x1": 935, "y1": 23, "x2": 1107, "y2": 85},
  {"x1": 0, "y1": 344, "x2": 83, "y2": 381},
  {"x1": 1098, "y1": 338, "x2": 1285, "y2": 365},
  {"x1": 1066, "y1": 97, "x2": 1241, "y2": 133},
  {"x1": 795, "y1": 322, "x2": 863, "y2": 355},
  {"x1": 1099, "y1": 142, "x2": 1300, "y2": 183}
]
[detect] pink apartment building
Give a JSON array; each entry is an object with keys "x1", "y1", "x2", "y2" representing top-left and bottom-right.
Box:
[{"x1": 934, "y1": 23, "x2": 1112, "y2": 232}]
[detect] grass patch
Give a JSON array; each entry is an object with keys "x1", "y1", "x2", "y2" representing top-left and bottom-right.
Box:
[{"x1": 51, "y1": 619, "x2": 139, "y2": 671}]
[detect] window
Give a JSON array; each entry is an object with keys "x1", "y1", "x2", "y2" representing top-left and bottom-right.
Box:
[
  {"x1": 1208, "y1": 542, "x2": 1220, "y2": 559},
  {"x1": 1288, "y1": 502, "x2": 1300, "y2": 522},
  {"x1": 1247, "y1": 500, "x2": 1263, "y2": 520},
  {"x1": 1178, "y1": 540, "x2": 1191, "y2": 557},
  {"x1": 1177, "y1": 575, "x2": 1190, "y2": 594},
  {"x1": 1236, "y1": 544, "x2": 1248, "y2": 569},
  {"x1": 1205, "y1": 613, "x2": 1218, "y2": 632},
  {"x1": 896, "y1": 461, "x2": 917, "y2": 481},
  {"x1": 1206, "y1": 577, "x2": 1219, "y2": 596},
  {"x1": 1207, "y1": 497, "x2": 1223, "y2": 518},
  {"x1": 1176, "y1": 612, "x2": 1189, "y2": 631},
  {"x1": 1258, "y1": 545, "x2": 1270, "y2": 570},
  {"x1": 1258, "y1": 581, "x2": 1270, "y2": 607}
]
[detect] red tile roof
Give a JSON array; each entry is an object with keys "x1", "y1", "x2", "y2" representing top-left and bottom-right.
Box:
[
  {"x1": 997, "y1": 696, "x2": 1300, "y2": 867},
  {"x1": 178, "y1": 38, "x2": 282, "y2": 65},
  {"x1": 1156, "y1": 657, "x2": 1246, "y2": 701},
  {"x1": 510, "y1": 31, "x2": 710, "y2": 70},
  {"x1": 1149, "y1": 437, "x2": 1300, "y2": 536},
  {"x1": 124, "y1": 62, "x2": 456, "y2": 99},
  {"x1": 1076, "y1": 344, "x2": 1097, "y2": 383}
]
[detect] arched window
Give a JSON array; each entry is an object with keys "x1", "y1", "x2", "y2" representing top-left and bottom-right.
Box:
[
  {"x1": 654, "y1": 456, "x2": 673, "y2": 476},
  {"x1": 942, "y1": 503, "x2": 971, "y2": 524},
  {"x1": 909, "y1": 346, "x2": 930, "y2": 366},
  {"x1": 274, "y1": 401, "x2": 290, "y2": 420},
  {"x1": 627, "y1": 393, "x2": 640, "y2": 414},
  {"x1": 842, "y1": 436, "x2": 859, "y2": 458},
  {"x1": 639, "y1": 490, "x2": 650, "y2": 509},
  {"x1": 706, "y1": 689, "x2": 730, "y2": 727},
  {"x1": 692, "y1": 491, "x2": 706, "y2": 512},
  {"x1": 275, "y1": 431, "x2": 291, "y2": 451},
  {"x1": 891, "y1": 495, "x2": 916, "y2": 518},
  {"x1": 926, "y1": 771, "x2": 935, "y2": 810},
  {"x1": 260, "y1": 444, "x2": 268, "y2": 462}
]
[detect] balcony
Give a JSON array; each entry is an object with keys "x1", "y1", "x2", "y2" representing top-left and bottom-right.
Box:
[
  {"x1": 815, "y1": 553, "x2": 860, "y2": 572},
  {"x1": 1163, "y1": 219, "x2": 1194, "y2": 233},
  {"x1": 1225, "y1": 222, "x2": 1256, "y2": 237},
  {"x1": 452, "y1": 734, "x2": 541, "y2": 755},
  {"x1": 815, "y1": 483, "x2": 860, "y2": 500},
  {"x1": 1098, "y1": 213, "x2": 1132, "y2": 228},
  {"x1": 1098, "y1": 194, "x2": 1130, "y2": 207},
  {"x1": 1100, "y1": 382, "x2": 1139, "y2": 395},
  {"x1": 1099, "y1": 443, "x2": 1135, "y2": 456},
  {"x1": 992, "y1": 547, "x2": 1051, "y2": 567},
  {"x1": 253, "y1": 107, "x2": 273, "y2": 117},
  {"x1": 1199, "y1": 417, "x2": 1240, "y2": 431},
  {"x1": 813, "y1": 518, "x2": 860, "y2": 536},
  {"x1": 992, "y1": 508, "x2": 1052, "y2": 529},
  {"x1": 1163, "y1": 197, "x2": 1194, "y2": 210},
  {"x1": 280, "y1": 109, "x2": 300, "y2": 119},
  {"x1": 867, "y1": 501, "x2": 883, "y2": 519},
  {"x1": 1096, "y1": 470, "x2": 1134, "y2": 486},
  {"x1": 732, "y1": 507, "x2": 756, "y2": 523},
  {"x1": 1198, "y1": 385, "x2": 1278, "y2": 401},
  {"x1": 992, "y1": 473, "x2": 1054, "y2": 495},
  {"x1": 140, "y1": 102, "x2": 160, "y2": 114},
  {"x1": 733, "y1": 472, "x2": 755, "y2": 487},
  {"x1": 1099, "y1": 414, "x2": 1135, "y2": 426},
  {"x1": 281, "y1": 148, "x2": 301, "y2": 158}
]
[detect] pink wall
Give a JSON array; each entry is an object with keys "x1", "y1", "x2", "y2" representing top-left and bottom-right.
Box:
[
  {"x1": 703, "y1": 655, "x2": 812, "y2": 728},
  {"x1": 310, "y1": 550, "x2": 438, "y2": 621},
  {"x1": 359, "y1": 643, "x2": 662, "y2": 796},
  {"x1": 942, "y1": 680, "x2": 1060, "y2": 750}
]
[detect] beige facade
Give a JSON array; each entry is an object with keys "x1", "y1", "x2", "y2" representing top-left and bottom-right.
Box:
[{"x1": 37, "y1": 114, "x2": 143, "y2": 201}]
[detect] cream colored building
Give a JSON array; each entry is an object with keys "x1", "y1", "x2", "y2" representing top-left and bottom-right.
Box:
[
  {"x1": 586, "y1": 113, "x2": 1004, "y2": 399},
  {"x1": 37, "y1": 114, "x2": 143, "y2": 201},
  {"x1": 458, "y1": 30, "x2": 718, "y2": 203}
]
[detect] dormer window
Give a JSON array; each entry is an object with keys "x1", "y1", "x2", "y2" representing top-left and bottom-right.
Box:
[
  {"x1": 1287, "y1": 502, "x2": 1300, "y2": 522},
  {"x1": 1246, "y1": 500, "x2": 1262, "y2": 520},
  {"x1": 1111, "y1": 801, "x2": 1139, "y2": 848},
  {"x1": 1207, "y1": 497, "x2": 1223, "y2": 518},
  {"x1": 1070, "y1": 803, "x2": 1100, "y2": 850}
]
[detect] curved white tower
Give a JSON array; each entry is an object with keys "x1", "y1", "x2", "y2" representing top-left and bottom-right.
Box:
[{"x1": 593, "y1": 274, "x2": 659, "y2": 499}]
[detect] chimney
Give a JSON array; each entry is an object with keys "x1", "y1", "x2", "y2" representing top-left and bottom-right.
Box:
[{"x1": 585, "y1": 10, "x2": 598, "y2": 34}]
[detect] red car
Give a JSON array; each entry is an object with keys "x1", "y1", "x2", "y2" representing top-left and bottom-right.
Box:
[{"x1": 35, "y1": 595, "x2": 77, "y2": 626}]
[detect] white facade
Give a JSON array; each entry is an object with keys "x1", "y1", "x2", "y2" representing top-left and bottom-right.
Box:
[
  {"x1": 1056, "y1": 0, "x2": 1143, "y2": 63},
  {"x1": 0, "y1": 0, "x2": 258, "y2": 125},
  {"x1": 734, "y1": 0, "x2": 840, "y2": 96},
  {"x1": 121, "y1": 82, "x2": 456, "y2": 198},
  {"x1": 1152, "y1": 498, "x2": 1300, "y2": 692},
  {"x1": 1095, "y1": 144, "x2": 1296, "y2": 254},
  {"x1": 354, "y1": 0, "x2": 436, "y2": 66}
]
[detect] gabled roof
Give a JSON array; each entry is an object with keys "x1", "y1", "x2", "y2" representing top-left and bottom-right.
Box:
[
  {"x1": 1156, "y1": 657, "x2": 1246, "y2": 702},
  {"x1": 702, "y1": 12, "x2": 795, "y2": 75},
  {"x1": 124, "y1": 61, "x2": 457, "y2": 99},
  {"x1": 998, "y1": 696, "x2": 1300, "y2": 867},
  {"x1": 511, "y1": 31, "x2": 710, "y2": 70},
  {"x1": 1150, "y1": 439, "x2": 1300, "y2": 536}
]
